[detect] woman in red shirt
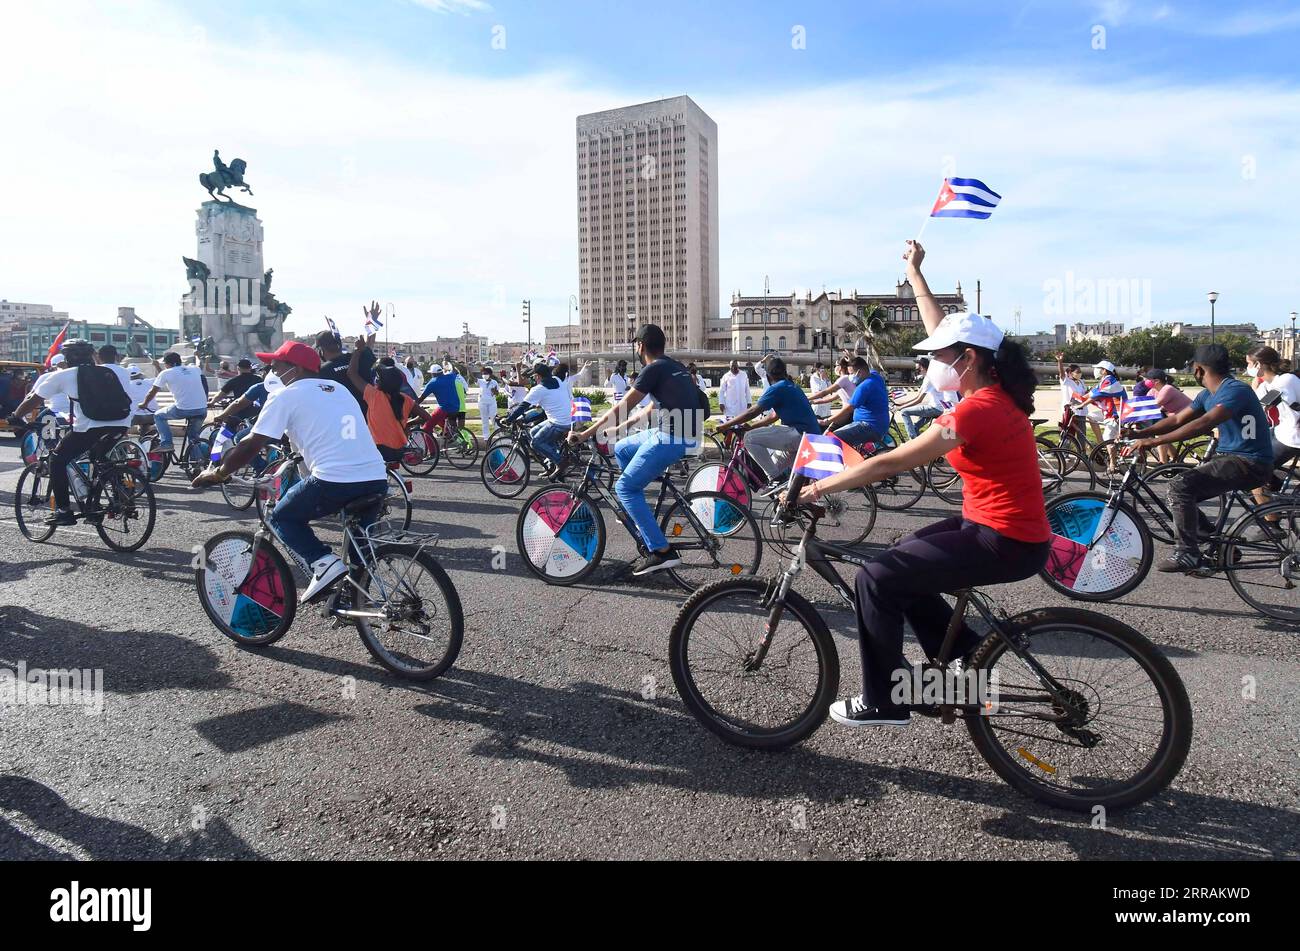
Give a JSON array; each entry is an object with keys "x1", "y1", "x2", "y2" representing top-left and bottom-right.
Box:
[{"x1": 799, "y1": 241, "x2": 1051, "y2": 728}]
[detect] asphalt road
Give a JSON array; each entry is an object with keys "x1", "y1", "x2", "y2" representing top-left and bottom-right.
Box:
[{"x1": 0, "y1": 437, "x2": 1296, "y2": 861}]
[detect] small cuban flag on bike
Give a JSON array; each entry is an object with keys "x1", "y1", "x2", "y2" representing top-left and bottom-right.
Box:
[
  {"x1": 209, "y1": 425, "x2": 235, "y2": 463},
  {"x1": 888, "y1": 387, "x2": 908, "y2": 402},
  {"x1": 792, "y1": 432, "x2": 865, "y2": 482},
  {"x1": 571, "y1": 396, "x2": 592, "y2": 423},
  {"x1": 1121, "y1": 395, "x2": 1163, "y2": 424},
  {"x1": 931, "y1": 177, "x2": 1002, "y2": 220}
]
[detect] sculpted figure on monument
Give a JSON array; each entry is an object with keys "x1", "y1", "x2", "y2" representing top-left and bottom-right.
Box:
[
  {"x1": 256, "y1": 268, "x2": 292, "y2": 349},
  {"x1": 199, "y1": 150, "x2": 255, "y2": 203}
]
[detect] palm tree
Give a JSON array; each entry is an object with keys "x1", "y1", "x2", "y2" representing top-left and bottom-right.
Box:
[{"x1": 844, "y1": 304, "x2": 898, "y2": 371}]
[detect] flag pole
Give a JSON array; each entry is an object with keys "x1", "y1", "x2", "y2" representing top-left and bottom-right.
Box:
[{"x1": 915, "y1": 214, "x2": 932, "y2": 244}]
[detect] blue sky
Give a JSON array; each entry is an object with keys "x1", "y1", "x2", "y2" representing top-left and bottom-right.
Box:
[{"x1": 2, "y1": 0, "x2": 1298, "y2": 342}]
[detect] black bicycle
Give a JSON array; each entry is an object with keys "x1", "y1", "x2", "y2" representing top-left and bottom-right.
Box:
[
  {"x1": 14, "y1": 430, "x2": 157, "y2": 551},
  {"x1": 1041, "y1": 448, "x2": 1300, "y2": 621},
  {"x1": 669, "y1": 474, "x2": 1193, "y2": 812}
]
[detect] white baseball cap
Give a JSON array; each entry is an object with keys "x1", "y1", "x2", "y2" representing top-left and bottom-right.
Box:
[
  {"x1": 50, "y1": 353, "x2": 66, "y2": 366},
  {"x1": 1092, "y1": 360, "x2": 1117, "y2": 373},
  {"x1": 913, "y1": 312, "x2": 1004, "y2": 353},
  {"x1": 128, "y1": 365, "x2": 143, "y2": 377}
]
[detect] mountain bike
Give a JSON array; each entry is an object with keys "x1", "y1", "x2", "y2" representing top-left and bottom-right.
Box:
[
  {"x1": 668, "y1": 473, "x2": 1193, "y2": 812},
  {"x1": 412, "y1": 415, "x2": 479, "y2": 471},
  {"x1": 14, "y1": 429, "x2": 157, "y2": 551},
  {"x1": 687, "y1": 428, "x2": 880, "y2": 547},
  {"x1": 517, "y1": 440, "x2": 763, "y2": 592},
  {"x1": 139, "y1": 417, "x2": 211, "y2": 481},
  {"x1": 1041, "y1": 448, "x2": 1300, "y2": 620},
  {"x1": 480, "y1": 414, "x2": 586, "y2": 500},
  {"x1": 195, "y1": 479, "x2": 462, "y2": 680}
]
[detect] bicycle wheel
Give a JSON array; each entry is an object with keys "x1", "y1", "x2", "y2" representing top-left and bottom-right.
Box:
[
  {"x1": 444, "y1": 427, "x2": 479, "y2": 470},
  {"x1": 183, "y1": 437, "x2": 211, "y2": 480},
  {"x1": 516, "y1": 485, "x2": 606, "y2": 585},
  {"x1": 13, "y1": 463, "x2": 56, "y2": 543},
  {"x1": 383, "y1": 470, "x2": 414, "y2": 531},
  {"x1": 1177, "y1": 435, "x2": 1214, "y2": 465},
  {"x1": 400, "y1": 427, "x2": 438, "y2": 476},
  {"x1": 1042, "y1": 492, "x2": 1153, "y2": 601},
  {"x1": 685, "y1": 462, "x2": 752, "y2": 508},
  {"x1": 660, "y1": 490, "x2": 763, "y2": 592},
  {"x1": 1222, "y1": 500, "x2": 1300, "y2": 621},
  {"x1": 255, "y1": 460, "x2": 300, "y2": 526},
  {"x1": 927, "y1": 457, "x2": 963, "y2": 504},
  {"x1": 760, "y1": 486, "x2": 878, "y2": 552},
  {"x1": 669, "y1": 578, "x2": 839, "y2": 749},
  {"x1": 93, "y1": 466, "x2": 156, "y2": 552},
  {"x1": 352, "y1": 545, "x2": 464, "y2": 680},
  {"x1": 1088, "y1": 439, "x2": 1135, "y2": 487},
  {"x1": 1039, "y1": 445, "x2": 1096, "y2": 499},
  {"x1": 873, "y1": 465, "x2": 927, "y2": 511},
  {"x1": 480, "y1": 440, "x2": 531, "y2": 499},
  {"x1": 106, "y1": 438, "x2": 149, "y2": 484},
  {"x1": 966, "y1": 607, "x2": 1192, "y2": 812},
  {"x1": 146, "y1": 443, "x2": 170, "y2": 482},
  {"x1": 195, "y1": 531, "x2": 297, "y2": 646}
]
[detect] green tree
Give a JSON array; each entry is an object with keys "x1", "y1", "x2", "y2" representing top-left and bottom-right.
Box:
[
  {"x1": 1061, "y1": 339, "x2": 1106, "y2": 365},
  {"x1": 877, "y1": 325, "x2": 928, "y2": 357},
  {"x1": 1215, "y1": 332, "x2": 1255, "y2": 369}
]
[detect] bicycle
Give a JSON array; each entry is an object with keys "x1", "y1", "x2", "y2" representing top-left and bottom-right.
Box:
[
  {"x1": 517, "y1": 439, "x2": 763, "y2": 592},
  {"x1": 195, "y1": 477, "x2": 462, "y2": 680},
  {"x1": 139, "y1": 415, "x2": 211, "y2": 481},
  {"x1": 14, "y1": 429, "x2": 157, "y2": 551},
  {"x1": 925, "y1": 431, "x2": 1097, "y2": 506},
  {"x1": 668, "y1": 473, "x2": 1193, "y2": 812},
  {"x1": 687, "y1": 428, "x2": 880, "y2": 547},
  {"x1": 1041, "y1": 445, "x2": 1300, "y2": 620},
  {"x1": 411, "y1": 415, "x2": 479, "y2": 472},
  {"x1": 254, "y1": 446, "x2": 414, "y2": 532},
  {"x1": 479, "y1": 414, "x2": 586, "y2": 500}
]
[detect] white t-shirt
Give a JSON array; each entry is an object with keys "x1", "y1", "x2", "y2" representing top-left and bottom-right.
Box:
[
  {"x1": 834, "y1": 374, "x2": 856, "y2": 403},
  {"x1": 33, "y1": 364, "x2": 133, "y2": 432},
  {"x1": 405, "y1": 366, "x2": 424, "y2": 392},
  {"x1": 251, "y1": 378, "x2": 387, "y2": 483},
  {"x1": 524, "y1": 381, "x2": 574, "y2": 425},
  {"x1": 608, "y1": 373, "x2": 629, "y2": 399},
  {"x1": 127, "y1": 377, "x2": 158, "y2": 413},
  {"x1": 155, "y1": 365, "x2": 208, "y2": 411},
  {"x1": 809, "y1": 372, "x2": 833, "y2": 418},
  {"x1": 1267, "y1": 373, "x2": 1300, "y2": 449},
  {"x1": 918, "y1": 377, "x2": 944, "y2": 410},
  {"x1": 478, "y1": 377, "x2": 501, "y2": 405}
]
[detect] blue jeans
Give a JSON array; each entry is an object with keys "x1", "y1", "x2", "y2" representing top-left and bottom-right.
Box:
[
  {"x1": 833, "y1": 421, "x2": 882, "y2": 452},
  {"x1": 153, "y1": 406, "x2": 208, "y2": 451},
  {"x1": 901, "y1": 406, "x2": 942, "y2": 438},
  {"x1": 268, "y1": 476, "x2": 389, "y2": 567},
  {"x1": 530, "y1": 421, "x2": 571, "y2": 468},
  {"x1": 614, "y1": 428, "x2": 690, "y2": 553}
]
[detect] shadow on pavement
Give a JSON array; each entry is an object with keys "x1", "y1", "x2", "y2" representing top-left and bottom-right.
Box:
[
  {"x1": 0, "y1": 775, "x2": 263, "y2": 860},
  {"x1": 195, "y1": 701, "x2": 345, "y2": 754},
  {"x1": 410, "y1": 668, "x2": 1298, "y2": 861}
]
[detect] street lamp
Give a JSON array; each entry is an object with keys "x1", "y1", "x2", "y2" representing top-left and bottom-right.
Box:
[
  {"x1": 1291, "y1": 311, "x2": 1298, "y2": 362},
  {"x1": 521, "y1": 299, "x2": 531, "y2": 353},
  {"x1": 1208, "y1": 291, "x2": 1219, "y2": 345},
  {"x1": 568, "y1": 294, "x2": 578, "y2": 359}
]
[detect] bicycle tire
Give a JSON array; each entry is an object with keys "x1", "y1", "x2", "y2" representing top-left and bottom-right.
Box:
[
  {"x1": 481, "y1": 440, "x2": 532, "y2": 499},
  {"x1": 516, "y1": 485, "x2": 606, "y2": 586},
  {"x1": 685, "y1": 462, "x2": 752, "y2": 508},
  {"x1": 965, "y1": 607, "x2": 1192, "y2": 812},
  {"x1": 927, "y1": 457, "x2": 963, "y2": 504},
  {"x1": 669, "y1": 578, "x2": 839, "y2": 749},
  {"x1": 14, "y1": 463, "x2": 56, "y2": 543},
  {"x1": 384, "y1": 469, "x2": 414, "y2": 531},
  {"x1": 1222, "y1": 499, "x2": 1300, "y2": 621},
  {"x1": 660, "y1": 490, "x2": 764, "y2": 592},
  {"x1": 353, "y1": 545, "x2": 464, "y2": 680},
  {"x1": 444, "y1": 427, "x2": 479, "y2": 470},
  {"x1": 873, "y1": 464, "x2": 928, "y2": 511},
  {"x1": 93, "y1": 466, "x2": 156, "y2": 552},
  {"x1": 195, "y1": 531, "x2": 297, "y2": 646},
  {"x1": 400, "y1": 428, "x2": 439, "y2": 476},
  {"x1": 1042, "y1": 491, "x2": 1153, "y2": 601}
]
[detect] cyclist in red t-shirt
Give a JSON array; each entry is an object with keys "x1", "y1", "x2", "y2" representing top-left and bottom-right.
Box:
[{"x1": 798, "y1": 241, "x2": 1051, "y2": 728}]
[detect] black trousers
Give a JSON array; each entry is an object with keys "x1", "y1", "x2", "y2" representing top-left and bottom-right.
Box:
[
  {"x1": 1165, "y1": 454, "x2": 1272, "y2": 552},
  {"x1": 853, "y1": 517, "x2": 1050, "y2": 712},
  {"x1": 49, "y1": 428, "x2": 125, "y2": 510}
]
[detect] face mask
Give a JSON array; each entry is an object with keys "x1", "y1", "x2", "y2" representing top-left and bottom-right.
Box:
[
  {"x1": 1247, "y1": 363, "x2": 1260, "y2": 379},
  {"x1": 1092, "y1": 368, "x2": 1103, "y2": 380},
  {"x1": 925, "y1": 352, "x2": 967, "y2": 392}
]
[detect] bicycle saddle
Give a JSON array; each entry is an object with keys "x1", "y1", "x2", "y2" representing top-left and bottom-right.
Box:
[{"x1": 342, "y1": 493, "x2": 388, "y2": 516}]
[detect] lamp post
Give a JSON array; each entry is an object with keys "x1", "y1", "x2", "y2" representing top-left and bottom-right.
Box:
[
  {"x1": 1208, "y1": 291, "x2": 1219, "y2": 345},
  {"x1": 521, "y1": 299, "x2": 531, "y2": 354},
  {"x1": 568, "y1": 294, "x2": 578, "y2": 360},
  {"x1": 1291, "y1": 311, "x2": 1297, "y2": 363}
]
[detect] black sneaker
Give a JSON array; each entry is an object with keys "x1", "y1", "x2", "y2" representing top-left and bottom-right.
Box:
[
  {"x1": 45, "y1": 508, "x2": 77, "y2": 527},
  {"x1": 631, "y1": 548, "x2": 682, "y2": 576},
  {"x1": 829, "y1": 695, "x2": 911, "y2": 728},
  {"x1": 1157, "y1": 550, "x2": 1206, "y2": 574}
]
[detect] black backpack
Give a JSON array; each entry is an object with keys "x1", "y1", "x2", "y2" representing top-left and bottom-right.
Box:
[{"x1": 76, "y1": 365, "x2": 133, "y2": 421}]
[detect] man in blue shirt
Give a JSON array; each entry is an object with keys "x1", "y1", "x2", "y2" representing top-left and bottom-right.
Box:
[
  {"x1": 1128, "y1": 344, "x2": 1272, "y2": 573},
  {"x1": 419, "y1": 365, "x2": 465, "y2": 434},
  {"x1": 823, "y1": 357, "x2": 890, "y2": 451},
  {"x1": 716, "y1": 356, "x2": 820, "y2": 481}
]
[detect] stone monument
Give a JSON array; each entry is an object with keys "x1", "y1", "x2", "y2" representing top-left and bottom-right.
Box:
[{"x1": 180, "y1": 152, "x2": 288, "y2": 360}]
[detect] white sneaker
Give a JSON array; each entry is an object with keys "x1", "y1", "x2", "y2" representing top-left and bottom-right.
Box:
[{"x1": 301, "y1": 555, "x2": 347, "y2": 604}]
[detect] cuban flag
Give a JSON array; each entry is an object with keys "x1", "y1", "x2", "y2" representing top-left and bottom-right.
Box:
[
  {"x1": 931, "y1": 177, "x2": 1002, "y2": 220},
  {"x1": 792, "y1": 432, "x2": 865, "y2": 482},
  {"x1": 1122, "y1": 395, "x2": 1162, "y2": 424},
  {"x1": 888, "y1": 387, "x2": 908, "y2": 402},
  {"x1": 572, "y1": 396, "x2": 592, "y2": 423},
  {"x1": 324, "y1": 316, "x2": 340, "y2": 337}
]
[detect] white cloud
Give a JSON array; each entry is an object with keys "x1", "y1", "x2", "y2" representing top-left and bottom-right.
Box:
[
  {"x1": 0, "y1": 0, "x2": 1296, "y2": 347},
  {"x1": 408, "y1": 0, "x2": 494, "y2": 15}
]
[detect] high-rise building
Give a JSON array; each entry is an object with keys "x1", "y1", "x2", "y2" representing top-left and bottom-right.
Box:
[{"x1": 576, "y1": 96, "x2": 719, "y2": 353}]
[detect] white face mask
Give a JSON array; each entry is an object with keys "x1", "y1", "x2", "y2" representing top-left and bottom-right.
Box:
[
  {"x1": 925, "y1": 352, "x2": 966, "y2": 392},
  {"x1": 1247, "y1": 363, "x2": 1260, "y2": 379}
]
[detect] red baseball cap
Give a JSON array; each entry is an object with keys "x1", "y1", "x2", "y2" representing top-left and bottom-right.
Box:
[{"x1": 255, "y1": 341, "x2": 321, "y2": 374}]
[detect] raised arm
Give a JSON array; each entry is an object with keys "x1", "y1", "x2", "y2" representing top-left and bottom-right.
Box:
[{"x1": 903, "y1": 241, "x2": 944, "y2": 334}]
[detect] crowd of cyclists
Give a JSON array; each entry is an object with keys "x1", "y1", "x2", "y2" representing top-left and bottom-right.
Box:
[{"x1": 4, "y1": 237, "x2": 1294, "y2": 807}]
